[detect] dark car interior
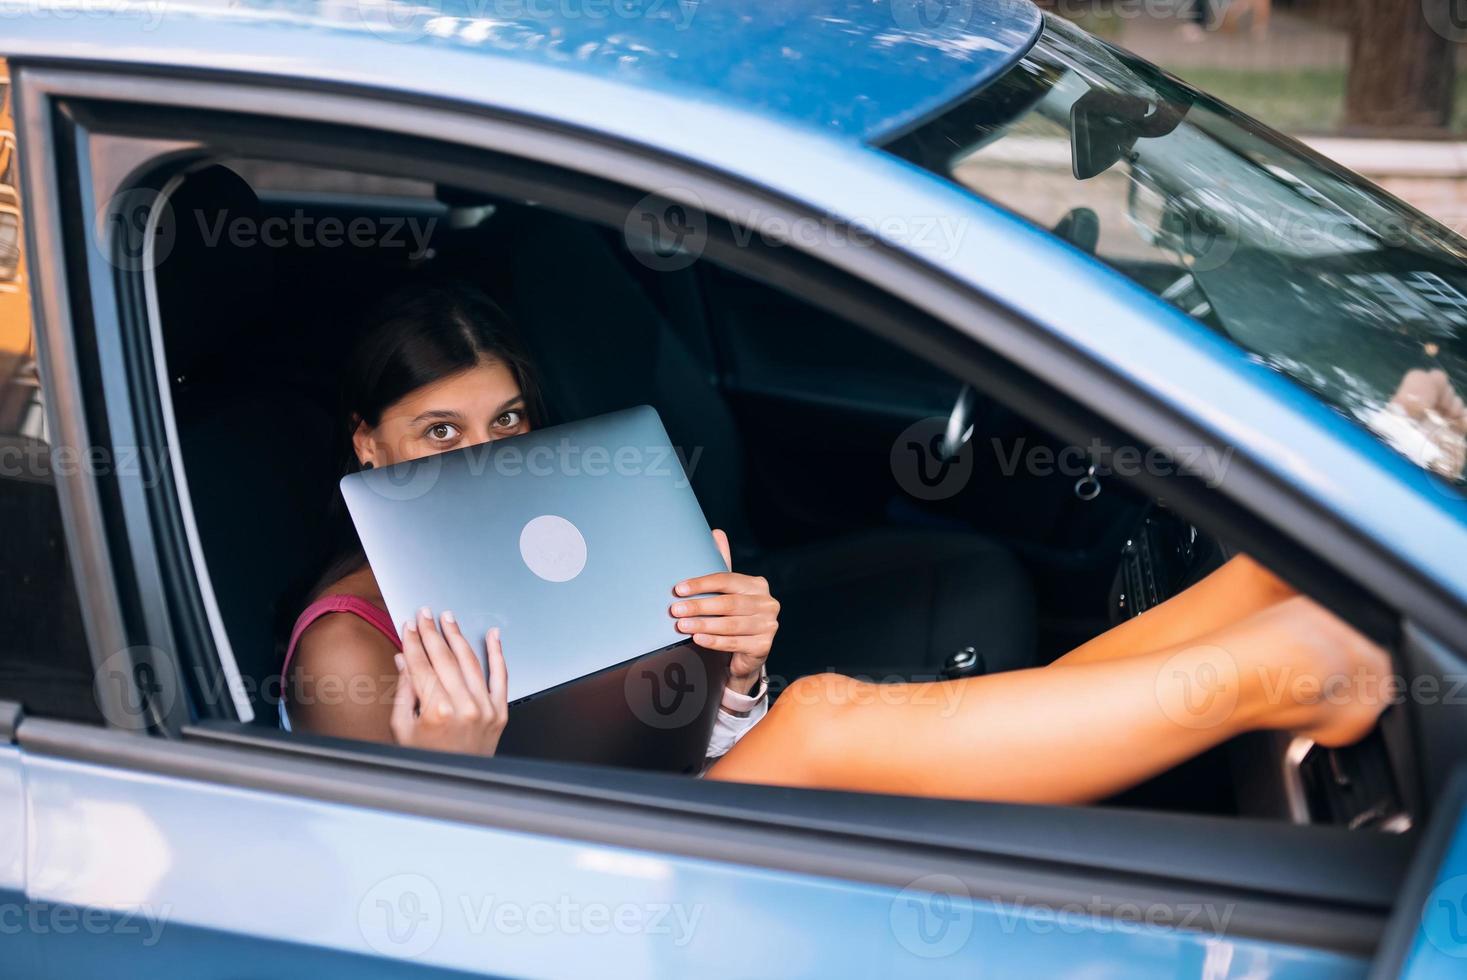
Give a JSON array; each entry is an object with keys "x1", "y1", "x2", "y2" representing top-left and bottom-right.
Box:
[{"x1": 153, "y1": 160, "x2": 1414, "y2": 832}]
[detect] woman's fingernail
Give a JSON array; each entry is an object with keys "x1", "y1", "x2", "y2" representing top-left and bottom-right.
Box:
[
  {"x1": 438, "y1": 702, "x2": 452, "y2": 718},
  {"x1": 677, "y1": 619, "x2": 694, "y2": 631},
  {"x1": 675, "y1": 583, "x2": 690, "y2": 596},
  {"x1": 442, "y1": 610, "x2": 456, "y2": 624},
  {"x1": 670, "y1": 602, "x2": 688, "y2": 616},
  {"x1": 393, "y1": 654, "x2": 406, "y2": 671},
  {"x1": 490, "y1": 626, "x2": 500, "y2": 641},
  {"x1": 403, "y1": 620, "x2": 417, "y2": 633},
  {"x1": 419, "y1": 606, "x2": 432, "y2": 619}
]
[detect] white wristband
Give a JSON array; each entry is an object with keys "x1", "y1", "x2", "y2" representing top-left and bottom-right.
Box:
[{"x1": 721, "y1": 669, "x2": 767, "y2": 714}]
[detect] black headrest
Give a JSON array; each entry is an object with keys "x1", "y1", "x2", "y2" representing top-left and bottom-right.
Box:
[{"x1": 154, "y1": 164, "x2": 274, "y2": 383}]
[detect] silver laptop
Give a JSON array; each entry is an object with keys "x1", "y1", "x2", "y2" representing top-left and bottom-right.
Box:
[
  {"x1": 340, "y1": 406, "x2": 729, "y2": 771},
  {"x1": 339, "y1": 405, "x2": 727, "y2": 707}
]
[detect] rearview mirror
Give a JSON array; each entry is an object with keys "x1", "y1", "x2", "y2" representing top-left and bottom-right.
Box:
[{"x1": 1070, "y1": 88, "x2": 1192, "y2": 180}]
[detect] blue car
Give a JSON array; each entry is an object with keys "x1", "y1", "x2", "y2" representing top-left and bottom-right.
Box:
[{"x1": 2, "y1": 1, "x2": 1467, "y2": 976}]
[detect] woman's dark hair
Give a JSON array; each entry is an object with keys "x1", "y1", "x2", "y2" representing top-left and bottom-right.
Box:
[
  {"x1": 341, "y1": 279, "x2": 543, "y2": 439},
  {"x1": 301, "y1": 279, "x2": 543, "y2": 606}
]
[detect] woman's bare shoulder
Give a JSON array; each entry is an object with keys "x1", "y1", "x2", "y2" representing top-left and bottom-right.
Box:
[
  {"x1": 288, "y1": 574, "x2": 398, "y2": 740},
  {"x1": 295, "y1": 612, "x2": 394, "y2": 664},
  {"x1": 293, "y1": 568, "x2": 394, "y2": 674}
]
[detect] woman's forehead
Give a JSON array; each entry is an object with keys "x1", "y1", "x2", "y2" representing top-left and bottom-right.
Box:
[{"x1": 385, "y1": 360, "x2": 522, "y2": 420}]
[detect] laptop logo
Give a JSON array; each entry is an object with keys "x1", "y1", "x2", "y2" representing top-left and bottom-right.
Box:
[{"x1": 519, "y1": 515, "x2": 587, "y2": 582}]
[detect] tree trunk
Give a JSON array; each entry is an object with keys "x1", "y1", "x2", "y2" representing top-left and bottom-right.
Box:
[{"x1": 1343, "y1": 0, "x2": 1455, "y2": 134}]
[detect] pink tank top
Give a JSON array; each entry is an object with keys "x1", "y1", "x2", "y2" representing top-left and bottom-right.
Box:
[{"x1": 279, "y1": 595, "x2": 401, "y2": 730}]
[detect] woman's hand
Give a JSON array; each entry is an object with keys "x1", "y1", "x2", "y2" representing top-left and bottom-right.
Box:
[
  {"x1": 671, "y1": 529, "x2": 779, "y2": 694},
  {"x1": 1373, "y1": 367, "x2": 1467, "y2": 479},
  {"x1": 391, "y1": 608, "x2": 508, "y2": 755}
]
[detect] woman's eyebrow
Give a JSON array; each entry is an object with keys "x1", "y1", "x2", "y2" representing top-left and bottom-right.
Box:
[
  {"x1": 409, "y1": 409, "x2": 466, "y2": 425},
  {"x1": 493, "y1": 395, "x2": 526, "y2": 414}
]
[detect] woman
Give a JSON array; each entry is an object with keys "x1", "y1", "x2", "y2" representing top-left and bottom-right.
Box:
[
  {"x1": 282, "y1": 281, "x2": 778, "y2": 761},
  {"x1": 286, "y1": 280, "x2": 1394, "y2": 802}
]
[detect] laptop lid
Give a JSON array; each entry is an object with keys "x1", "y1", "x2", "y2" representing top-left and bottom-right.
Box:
[{"x1": 338, "y1": 405, "x2": 727, "y2": 705}]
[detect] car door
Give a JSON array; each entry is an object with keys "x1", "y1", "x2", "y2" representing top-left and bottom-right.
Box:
[{"x1": 0, "y1": 55, "x2": 1432, "y2": 979}]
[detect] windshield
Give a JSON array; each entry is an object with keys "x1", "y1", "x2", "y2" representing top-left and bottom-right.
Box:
[{"x1": 883, "y1": 15, "x2": 1467, "y2": 496}]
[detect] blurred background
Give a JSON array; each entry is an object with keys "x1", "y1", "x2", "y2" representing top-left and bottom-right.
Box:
[{"x1": 1039, "y1": 0, "x2": 1467, "y2": 232}]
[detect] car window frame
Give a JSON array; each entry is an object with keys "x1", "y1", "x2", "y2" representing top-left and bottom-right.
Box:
[{"x1": 8, "y1": 60, "x2": 1452, "y2": 959}]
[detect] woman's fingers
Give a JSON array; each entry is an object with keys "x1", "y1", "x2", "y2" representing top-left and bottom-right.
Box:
[
  {"x1": 674, "y1": 571, "x2": 770, "y2": 598},
  {"x1": 386, "y1": 613, "x2": 507, "y2": 757},
  {"x1": 711, "y1": 528, "x2": 732, "y2": 571},
  {"x1": 671, "y1": 541, "x2": 778, "y2": 678},
  {"x1": 485, "y1": 627, "x2": 509, "y2": 714},
  {"x1": 440, "y1": 610, "x2": 493, "y2": 713},
  {"x1": 671, "y1": 591, "x2": 776, "y2": 617},
  {"x1": 691, "y1": 631, "x2": 771, "y2": 655},
  {"x1": 399, "y1": 618, "x2": 445, "y2": 719},
  {"x1": 414, "y1": 608, "x2": 477, "y2": 720},
  {"x1": 677, "y1": 614, "x2": 777, "y2": 638}
]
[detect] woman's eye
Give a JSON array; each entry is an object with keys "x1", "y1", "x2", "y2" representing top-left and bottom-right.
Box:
[
  {"x1": 426, "y1": 423, "x2": 460, "y2": 442},
  {"x1": 494, "y1": 410, "x2": 523, "y2": 429}
]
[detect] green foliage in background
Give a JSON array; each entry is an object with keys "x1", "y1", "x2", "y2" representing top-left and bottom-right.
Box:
[{"x1": 1159, "y1": 68, "x2": 1467, "y2": 136}]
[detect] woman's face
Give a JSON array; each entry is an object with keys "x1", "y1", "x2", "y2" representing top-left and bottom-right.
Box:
[{"x1": 353, "y1": 358, "x2": 530, "y2": 468}]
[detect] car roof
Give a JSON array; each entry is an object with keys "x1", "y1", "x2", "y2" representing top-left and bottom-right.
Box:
[{"x1": 2, "y1": 0, "x2": 1040, "y2": 141}]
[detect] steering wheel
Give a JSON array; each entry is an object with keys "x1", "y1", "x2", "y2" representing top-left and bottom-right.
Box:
[{"x1": 939, "y1": 385, "x2": 977, "y2": 461}]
